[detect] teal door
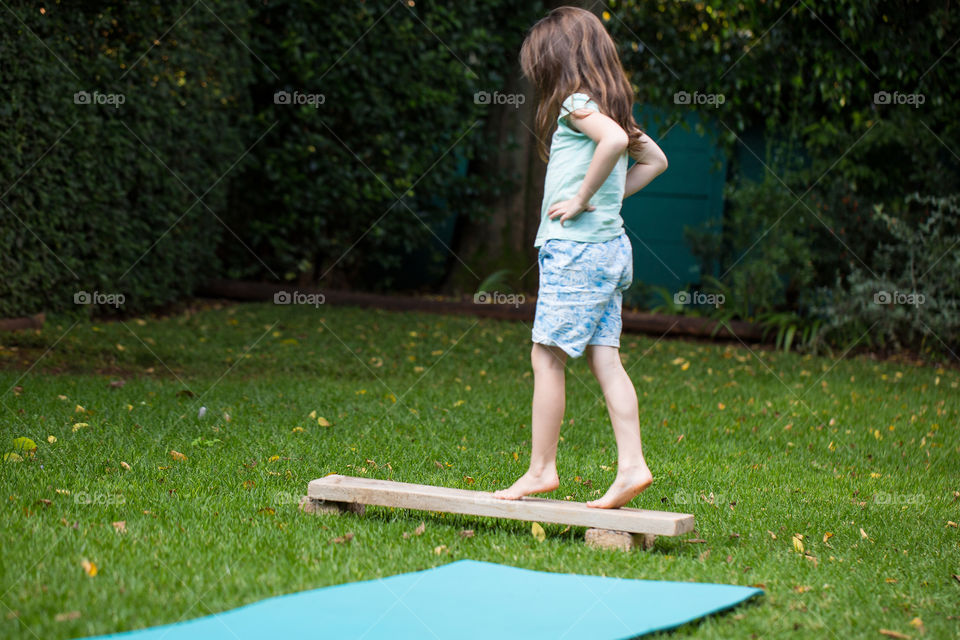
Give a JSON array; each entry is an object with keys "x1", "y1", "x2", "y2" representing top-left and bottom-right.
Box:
[{"x1": 621, "y1": 106, "x2": 726, "y2": 305}]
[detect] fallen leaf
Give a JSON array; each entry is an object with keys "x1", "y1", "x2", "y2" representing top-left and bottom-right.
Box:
[
  {"x1": 860, "y1": 527, "x2": 868, "y2": 539},
  {"x1": 55, "y1": 611, "x2": 81, "y2": 622},
  {"x1": 81, "y1": 559, "x2": 98, "y2": 577},
  {"x1": 531, "y1": 522, "x2": 546, "y2": 542},
  {"x1": 330, "y1": 532, "x2": 354, "y2": 544},
  {"x1": 433, "y1": 545, "x2": 447, "y2": 555},
  {"x1": 767, "y1": 530, "x2": 777, "y2": 540},
  {"x1": 72, "y1": 423, "x2": 89, "y2": 432},
  {"x1": 823, "y1": 532, "x2": 833, "y2": 544},
  {"x1": 685, "y1": 538, "x2": 707, "y2": 543},
  {"x1": 121, "y1": 461, "x2": 131, "y2": 470},
  {"x1": 878, "y1": 630, "x2": 911, "y2": 639},
  {"x1": 947, "y1": 521, "x2": 958, "y2": 528},
  {"x1": 792, "y1": 534, "x2": 805, "y2": 554},
  {"x1": 459, "y1": 529, "x2": 474, "y2": 538},
  {"x1": 112, "y1": 521, "x2": 126, "y2": 534},
  {"x1": 317, "y1": 417, "x2": 331, "y2": 427},
  {"x1": 108, "y1": 380, "x2": 125, "y2": 389},
  {"x1": 793, "y1": 585, "x2": 812, "y2": 593},
  {"x1": 47, "y1": 435, "x2": 57, "y2": 444},
  {"x1": 169, "y1": 450, "x2": 187, "y2": 461}
]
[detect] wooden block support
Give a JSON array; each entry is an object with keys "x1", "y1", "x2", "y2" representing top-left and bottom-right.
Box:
[
  {"x1": 585, "y1": 528, "x2": 656, "y2": 551},
  {"x1": 299, "y1": 495, "x2": 365, "y2": 515},
  {"x1": 306, "y1": 475, "x2": 694, "y2": 539}
]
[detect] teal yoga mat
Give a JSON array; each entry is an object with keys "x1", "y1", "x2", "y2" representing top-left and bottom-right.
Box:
[{"x1": 80, "y1": 559, "x2": 763, "y2": 639}]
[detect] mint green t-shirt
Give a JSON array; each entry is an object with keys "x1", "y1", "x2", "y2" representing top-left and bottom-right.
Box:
[{"x1": 533, "y1": 93, "x2": 628, "y2": 248}]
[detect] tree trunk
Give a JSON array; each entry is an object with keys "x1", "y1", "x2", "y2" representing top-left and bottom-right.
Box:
[{"x1": 445, "y1": 0, "x2": 597, "y2": 296}]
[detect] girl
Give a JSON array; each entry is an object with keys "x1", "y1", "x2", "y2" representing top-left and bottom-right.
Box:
[{"x1": 493, "y1": 7, "x2": 668, "y2": 509}]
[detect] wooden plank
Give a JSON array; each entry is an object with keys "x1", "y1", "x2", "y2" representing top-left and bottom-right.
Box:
[{"x1": 307, "y1": 474, "x2": 695, "y2": 536}]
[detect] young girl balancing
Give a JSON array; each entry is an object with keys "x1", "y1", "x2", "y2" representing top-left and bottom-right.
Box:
[{"x1": 493, "y1": 7, "x2": 668, "y2": 509}]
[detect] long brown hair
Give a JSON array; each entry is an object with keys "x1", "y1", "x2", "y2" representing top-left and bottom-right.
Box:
[{"x1": 520, "y1": 6, "x2": 644, "y2": 161}]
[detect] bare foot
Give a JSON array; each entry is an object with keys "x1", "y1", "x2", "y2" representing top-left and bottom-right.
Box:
[
  {"x1": 492, "y1": 468, "x2": 560, "y2": 500},
  {"x1": 585, "y1": 464, "x2": 653, "y2": 509}
]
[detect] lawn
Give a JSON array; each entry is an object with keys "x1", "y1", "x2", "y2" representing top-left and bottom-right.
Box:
[{"x1": 1, "y1": 301, "x2": 958, "y2": 639}]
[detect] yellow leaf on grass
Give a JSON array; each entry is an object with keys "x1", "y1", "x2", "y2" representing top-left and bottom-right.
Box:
[
  {"x1": 309, "y1": 410, "x2": 317, "y2": 419},
  {"x1": 681, "y1": 361, "x2": 691, "y2": 371},
  {"x1": 120, "y1": 461, "x2": 131, "y2": 470},
  {"x1": 531, "y1": 522, "x2": 546, "y2": 542},
  {"x1": 823, "y1": 532, "x2": 833, "y2": 543},
  {"x1": 169, "y1": 450, "x2": 187, "y2": 461},
  {"x1": 292, "y1": 427, "x2": 304, "y2": 433},
  {"x1": 81, "y1": 559, "x2": 98, "y2": 577},
  {"x1": 268, "y1": 455, "x2": 280, "y2": 462},
  {"x1": 792, "y1": 534, "x2": 804, "y2": 553},
  {"x1": 112, "y1": 521, "x2": 126, "y2": 534},
  {"x1": 671, "y1": 357, "x2": 686, "y2": 365},
  {"x1": 47, "y1": 435, "x2": 57, "y2": 444},
  {"x1": 317, "y1": 417, "x2": 331, "y2": 427},
  {"x1": 717, "y1": 402, "x2": 726, "y2": 410}
]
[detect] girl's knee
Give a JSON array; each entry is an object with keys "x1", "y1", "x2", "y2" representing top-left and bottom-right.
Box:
[{"x1": 532, "y1": 343, "x2": 567, "y2": 371}]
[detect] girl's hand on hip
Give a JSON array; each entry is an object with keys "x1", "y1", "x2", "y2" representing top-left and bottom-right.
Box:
[{"x1": 547, "y1": 196, "x2": 595, "y2": 226}]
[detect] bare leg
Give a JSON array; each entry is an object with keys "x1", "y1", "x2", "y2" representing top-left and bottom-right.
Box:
[
  {"x1": 584, "y1": 345, "x2": 653, "y2": 508},
  {"x1": 493, "y1": 343, "x2": 566, "y2": 499}
]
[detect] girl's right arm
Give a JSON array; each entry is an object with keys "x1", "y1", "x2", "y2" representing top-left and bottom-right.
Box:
[{"x1": 623, "y1": 133, "x2": 668, "y2": 199}]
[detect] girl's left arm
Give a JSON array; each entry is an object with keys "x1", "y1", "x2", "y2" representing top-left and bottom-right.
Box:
[{"x1": 623, "y1": 133, "x2": 668, "y2": 199}]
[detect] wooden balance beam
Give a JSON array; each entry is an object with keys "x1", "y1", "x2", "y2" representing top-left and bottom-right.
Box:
[{"x1": 302, "y1": 474, "x2": 695, "y2": 551}]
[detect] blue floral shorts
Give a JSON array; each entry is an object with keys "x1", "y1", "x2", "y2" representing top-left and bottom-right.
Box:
[{"x1": 532, "y1": 233, "x2": 633, "y2": 358}]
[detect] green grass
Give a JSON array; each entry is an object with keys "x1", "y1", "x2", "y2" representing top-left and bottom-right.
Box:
[{"x1": 1, "y1": 301, "x2": 958, "y2": 639}]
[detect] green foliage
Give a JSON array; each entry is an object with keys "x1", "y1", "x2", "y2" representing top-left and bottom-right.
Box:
[
  {"x1": 220, "y1": 0, "x2": 544, "y2": 289},
  {"x1": 607, "y1": 0, "x2": 959, "y2": 354},
  {"x1": 0, "y1": 2, "x2": 255, "y2": 317},
  {"x1": 818, "y1": 194, "x2": 960, "y2": 357}
]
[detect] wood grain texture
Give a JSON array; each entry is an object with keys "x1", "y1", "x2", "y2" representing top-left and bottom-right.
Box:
[{"x1": 307, "y1": 474, "x2": 695, "y2": 536}]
